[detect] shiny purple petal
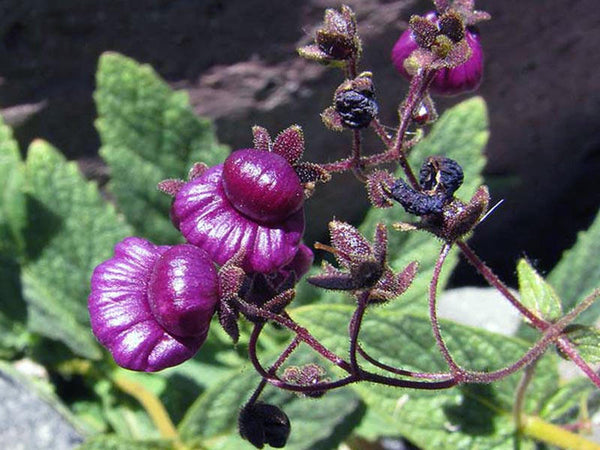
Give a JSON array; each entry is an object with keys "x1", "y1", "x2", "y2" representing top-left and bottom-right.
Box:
[
  {"x1": 172, "y1": 165, "x2": 305, "y2": 274},
  {"x1": 89, "y1": 237, "x2": 206, "y2": 372}
]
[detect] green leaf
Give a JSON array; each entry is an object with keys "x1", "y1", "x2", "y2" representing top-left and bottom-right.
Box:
[
  {"x1": 78, "y1": 435, "x2": 174, "y2": 450},
  {"x1": 0, "y1": 118, "x2": 29, "y2": 357},
  {"x1": 178, "y1": 353, "x2": 364, "y2": 449},
  {"x1": 517, "y1": 259, "x2": 562, "y2": 322},
  {"x1": 539, "y1": 377, "x2": 600, "y2": 423},
  {"x1": 359, "y1": 97, "x2": 489, "y2": 312},
  {"x1": 562, "y1": 325, "x2": 600, "y2": 364},
  {"x1": 549, "y1": 209, "x2": 600, "y2": 324},
  {"x1": 0, "y1": 114, "x2": 26, "y2": 255},
  {"x1": 290, "y1": 304, "x2": 558, "y2": 450},
  {"x1": 95, "y1": 52, "x2": 229, "y2": 243},
  {"x1": 21, "y1": 140, "x2": 133, "y2": 359}
]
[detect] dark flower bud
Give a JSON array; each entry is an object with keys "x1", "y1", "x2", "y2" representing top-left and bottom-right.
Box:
[
  {"x1": 334, "y1": 72, "x2": 378, "y2": 129},
  {"x1": 388, "y1": 178, "x2": 446, "y2": 216},
  {"x1": 239, "y1": 402, "x2": 291, "y2": 449},
  {"x1": 419, "y1": 156, "x2": 464, "y2": 198}
]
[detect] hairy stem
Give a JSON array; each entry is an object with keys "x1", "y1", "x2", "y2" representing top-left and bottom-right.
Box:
[
  {"x1": 429, "y1": 243, "x2": 462, "y2": 374},
  {"x1": 357, "y1": 343, "x2": 453, "y2": 380},
  {"x1": 393, "y1": 69, "x2": 436, "y2": 189},
  {"x1": 235, "y1": 297, "x2": 351, "y2": 372},
  {"x1": 349, "y1": 291, "x2": 370, "y2": 374},
  {"x1": 457, "y1": 240, "x2": 548, "y2": 330}
]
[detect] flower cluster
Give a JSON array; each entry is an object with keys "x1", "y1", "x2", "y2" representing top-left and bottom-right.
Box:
[{"x1": 89, "y1": 125, "x2": 315, "y2": 372}]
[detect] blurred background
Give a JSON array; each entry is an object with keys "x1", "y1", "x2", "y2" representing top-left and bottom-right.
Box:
[{"x1": 1, "y1": 0, "x2": 599, "y2": 287}]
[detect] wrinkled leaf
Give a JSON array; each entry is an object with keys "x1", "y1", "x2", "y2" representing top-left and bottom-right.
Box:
[
  {"x1": 0, "y1": 114, "x2": 26, "y2": 255},
  {"x1": 95, "y1": 52, "x2": 229, "y2": 243},
  {"x1": 549, "y1": 209, "x2": 600, "y2": 324},
  {"x1": 290, "y1": 304, "x2": 558, "y2": 449},
  {"x1": 359, "y1": 97, "x2": 489, "y2": 313},
  {"x1": 78, "y1": 435, "x2": 174, "y2": 450},
  {"x1": 178, "y1": 348, "x2": 364, "y2": 450},
  {"x1": 22, "y1": 140, "x2": 132, "y2": 359},
  {"x1": 517, "y1": 259, "x2": 562, "y2": 322},
  {"x1": 0, "y1": 117, "x2": 29, "y2": 357}
]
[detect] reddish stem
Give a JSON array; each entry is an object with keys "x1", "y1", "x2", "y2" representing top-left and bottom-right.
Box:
[{"x1": 457, "y1": 240, "x2": 549, "y2": 331}]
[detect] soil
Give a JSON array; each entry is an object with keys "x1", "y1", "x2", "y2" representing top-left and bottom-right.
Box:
[{"x1": 1, "y1": 0, "x2": 599, "y2": 285}]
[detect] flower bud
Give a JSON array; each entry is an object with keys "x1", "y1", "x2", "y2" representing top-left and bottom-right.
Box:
[
  {"x1": 391, "y1": 12, "x2": 483, "y2": 96},
  {"x1": 239, "y1": 402, "x2": 291, "y2": 449}
]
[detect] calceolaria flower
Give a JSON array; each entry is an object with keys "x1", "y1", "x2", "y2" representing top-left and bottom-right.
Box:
[
  {"x1": 308, "y1": 221, "x2": 418, "y2": 303},
  {"x1": 88, "y1": 238, "x2": 219, "y2": 371},
  {"x1": 168, "y1": 126, "x2": 326, "y2": 275},
  {"x1": 391, "y1": 10, "x2": 484, "y2": 96}
]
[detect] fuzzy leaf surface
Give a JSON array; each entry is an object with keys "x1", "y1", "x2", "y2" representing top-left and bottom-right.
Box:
[
  {"x1": 178, "y1": 348, "x2": 363, "y2": 449},
  {"x1": 549, "y1": 209, "x2": 600, "y2": 324},
  {"x1": 0, "y1": 115, "x2": 26, "y2": 254},
  {"x1": 289, "y1": 304, "x2": 558, "y2": 450},
  {"x1": 517, "y1": 259, "x2": 562, "y2": 321},
  {"x1": 0, "y1": 117, "x2": 29, "y2": 356},
  {"x1": 539, "y1": 377, "x2": 600, "y2": 423},
  {"x1": 95, "y1": 52, "x2": 228, "y2": 243},
  {"x1": 21, "y1": 140, "x2": 132, "y2": 359},
  {"x1": 359, "y1": 97, "x2": 488, "y2": 312}
]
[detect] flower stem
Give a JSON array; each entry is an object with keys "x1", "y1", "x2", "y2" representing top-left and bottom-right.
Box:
[
  {"x1": 429, "y1": 243, "x2": 462, "y2": 375},
  {"x1": 393, "y1": 69, "x2": 436, "y2": 189},
  {"x1": 349, "y1": 291, "x2": 369, "y2": 373},
  {"x1": 457, "y1": 240, "x2": 549, "y2": 330},
  {"x1": 520, "y1": 415, "x2": 600, "y2": 450},
  {"x1": 113, "y1": 374, "x2": 183, "y2": 448}
]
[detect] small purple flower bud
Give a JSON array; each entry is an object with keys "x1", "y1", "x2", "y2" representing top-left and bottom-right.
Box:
[
  {"x1": 391, "y1": 12, "x2": 483, "y2": 96},
  {"x1": 171, "y1": 150, "x2": 305, "y2": 274},
  {"x1": 88, "y1": 238, "x2": 218, "y2": 372}
]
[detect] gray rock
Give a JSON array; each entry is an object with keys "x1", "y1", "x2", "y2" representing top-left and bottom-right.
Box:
[{"x1": 0, "y1": 363, "x2": 83, "y2": 450}]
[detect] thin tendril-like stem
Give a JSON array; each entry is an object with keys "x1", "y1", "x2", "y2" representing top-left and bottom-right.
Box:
[
  {"x1": 429, "y1": 243, "x2": 462, "y2": 374},
  {"x1": 248, "y1": 324, "x2": 356, "y2": 393},
  {"x1": 247, "y1": 335, "x2": 302, "y2": 406},
  {"x1": 513, "y1": 359, "x2": 539, "y2": 438},
  {"x1": 370, "y1": 118, "x2": 393, "y2": 147},
  {"x1": 235, "y1": 297, "x2": 351, "y2": 372},
  {"x1": 457, "y1": 240, "x2": 548, "y2": 330},
  {"x1": 349, "y1": 291, "x2": 369, "y2": 374},
  {"x1": 113, "y1": 375, "x2": 183, "y2": 449},
  {"x1": 393, "y1": 69, "x2": 436, "y2": 189},
  {"x1": 357, "y1": 343, "x2": 453, "y2": 380}
]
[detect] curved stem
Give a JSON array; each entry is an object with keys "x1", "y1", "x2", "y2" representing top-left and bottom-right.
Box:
[
  {"x1": 370, "y1": 118, "x2": 393, "y2": 147},
  {"x1": 457, "y1": 240, "x2": 548, "y2": 331},
  {"x1": 393, "y1": 69, "x2": 436, "y2": 189},
  {"x1": 351, "y1": 130, "x2": 366, "y2": 182},
  {"x1": 113, "y1": 375, "x2": 183, "y2": 449},
  {"x1": 349, "y1": 291, "x2": 369, "y2": 374},
  {"x1": 556, "y1": 337, "x2": 600, "y2": 389},
  {"x1": 235, "y1": 297, "x2": 351, "y2": 372},
  {"x1": 357, "y1": 343, "x2": 453, "y2": 380},
  {"x1": 429, "y1": 243, "x2": 462, "y2": 374},
  {"x1": 248, "y1": 324, "x2": 356, "y2": 393},
  {"x1": 521, "y1": 415, "x2": 600, "y2": 450}
]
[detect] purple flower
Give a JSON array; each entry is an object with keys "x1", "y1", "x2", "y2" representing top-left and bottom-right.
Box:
[
  {"x1": 89, "y1": 237, "x2": 218, "y2": 372},
  {"x1": 171, "y1": 148, "x2": 305, "y2": 274},
  {"x1": 391, "y1": 12, "x2": 483, "y2": 96}
]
